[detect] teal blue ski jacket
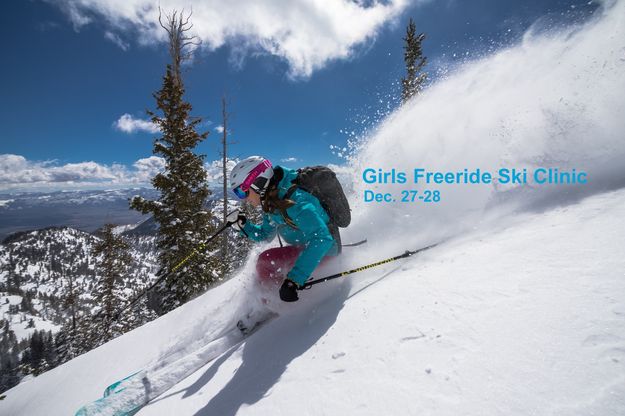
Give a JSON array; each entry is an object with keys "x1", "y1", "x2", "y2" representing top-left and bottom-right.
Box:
[{"x1": 241, "y1": 166, "x2": 338, "y2": 286}]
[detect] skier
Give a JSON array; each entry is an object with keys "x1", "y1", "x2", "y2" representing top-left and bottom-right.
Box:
[{"x1": 227, "y1": 156, "x2": 349, "y2": 302}]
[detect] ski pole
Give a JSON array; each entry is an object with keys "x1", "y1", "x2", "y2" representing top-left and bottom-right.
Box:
[
  {"x1": 342, "y1": 239, "x2": 367, "y2": 247},
  {"x1": 107, "y1": 218, "x2": 234, "y2": 321},
  {"x1": 301, "y1": 242, "x2": 439, "y2": 290}
]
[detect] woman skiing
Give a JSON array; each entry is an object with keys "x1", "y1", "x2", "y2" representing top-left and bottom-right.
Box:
[{"x1": 227, "y1": 156, "x2": 347, "y2": 302}]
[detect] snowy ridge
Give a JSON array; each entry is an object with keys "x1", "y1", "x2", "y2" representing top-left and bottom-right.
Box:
[
  {"x1": 0, "y1": 294, "x2": 60, "y2": 342},
  {"x1": 0, "y1": 188, "x2": 158, "y2": 240},
  {"x1": 0, "y1": 227, "x2": 158, "y2": 343}
]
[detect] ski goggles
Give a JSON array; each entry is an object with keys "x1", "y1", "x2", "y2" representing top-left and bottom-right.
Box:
[
  {"x1": 232, "y1": 159, "x2": 273, "y2": 199},
  {"x1": 232, "y1": 185, "x2": 249, "y2": 199}
]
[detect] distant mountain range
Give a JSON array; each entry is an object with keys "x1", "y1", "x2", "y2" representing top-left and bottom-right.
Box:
[
  {"x1": 0, "y1": 188, "x2": 229, "y2": 242},
  {"x1": 0, "y1": 189, "x2": 155, "y2": 241}
]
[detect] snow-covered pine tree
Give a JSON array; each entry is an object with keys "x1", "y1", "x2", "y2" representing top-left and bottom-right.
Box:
[
  {"x1": 124, "y1": 292, "x2": 158, "y2": 332},
  {"x1": 131, "y1": 9, "x2": 220, "y2": 315},
  {"x1": 90, "y1": 224, "x2": 131, "y2": 344},
  {"x1": 0, "y1": 323, "x2": 20, "y2": 393},
  {"x1": 55, "y1": 318, "x2": 89, "y2": 364},
  {"x1": 3, "y1": 247, "x2": 20, "y2": 294},
  {"x1": 22, "y1": 330, "x2": 57, "y2": 377},
  {"x1": 401, "y1": 18, "x2": 428, "y2": 104},
  {"x1": 55, "y1": 263, "x2": 84, "y2": 362}
]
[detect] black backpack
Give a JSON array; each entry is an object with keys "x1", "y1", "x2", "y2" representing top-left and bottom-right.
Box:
[{"x1": 285, "y1": 166, "x2": 351, "y2": 228}]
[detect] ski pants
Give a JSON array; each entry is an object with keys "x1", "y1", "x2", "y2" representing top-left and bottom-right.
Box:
[{"x1": 256, "y1": 245, "x2": 332, "y2": 285}]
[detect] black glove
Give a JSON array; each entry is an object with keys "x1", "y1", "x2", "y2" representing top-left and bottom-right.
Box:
[
  {"x1": 226, "y1": 209, "x2": 247, "y2": 232},
  {"x1": 279, "y1": 279, "x2": 300, "y2": 302}
]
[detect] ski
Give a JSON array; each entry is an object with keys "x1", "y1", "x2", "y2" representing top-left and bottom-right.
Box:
[{"x1": 74, "y1": 315, "x2": 274, "y2": 416}]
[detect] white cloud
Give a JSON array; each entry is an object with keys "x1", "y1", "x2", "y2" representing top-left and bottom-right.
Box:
[
  {"x1": 0, "y1": 154, "x2": 165, "y2": 192},
  {"x1": 0, "y1": 154, "x2": 244, "y2": 192},
  {"x1": 52, "y1": 1, "x2": 92, "y2": 31},
  {"x1": 104, "y1": 30, "x2": 130, "y2": 51},
  {"x1": 133, "y1": 156, "x2": 166, "y2": 172},
  {"x1": 114, "y1": 113, "x2": 160, "y2": 134},
  {"x1": 0, "y1": 154, "x2": 348, "y2": 193},
  {"x1": 48, "y1": 0, "x2": 415, "y2": 79},
  {"x1": 280, "y1": 157, "x2": 299, "y2": 163},
  {"x1": 214, "y1": 125, "x2": 224, "y2": 134},
  {"x1": 204, "y1": 158, "x2": 239, "y2": 186},
  {"x1": 132, "y1": 156, "x2": 166, "y2": 182}
]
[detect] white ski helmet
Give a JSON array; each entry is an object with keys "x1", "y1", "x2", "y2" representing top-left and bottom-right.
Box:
[{"x1": 230, "y1": 156, "x2": 274, "y2": 198}]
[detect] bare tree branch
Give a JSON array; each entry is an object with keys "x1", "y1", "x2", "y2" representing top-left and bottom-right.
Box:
[{"x1": 158, "y1": 6, "x2": 202, "y2": 84}]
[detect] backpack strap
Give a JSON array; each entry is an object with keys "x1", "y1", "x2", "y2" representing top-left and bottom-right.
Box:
[{"x1": 282, "y1": 182, "x2": 341, "y2": 253}]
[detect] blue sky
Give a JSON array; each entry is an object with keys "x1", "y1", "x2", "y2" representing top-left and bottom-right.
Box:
[{"x1": 0, "y1": 0, "x2": 596, "y2": 192}]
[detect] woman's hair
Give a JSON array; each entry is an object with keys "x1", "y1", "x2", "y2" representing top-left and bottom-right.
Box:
[
  {"x1": 262, "y1": 187, "x2": 295, "y2": 213},
  {"x1": 262, "y1": 186, "x2": 297, "y2": 228}
]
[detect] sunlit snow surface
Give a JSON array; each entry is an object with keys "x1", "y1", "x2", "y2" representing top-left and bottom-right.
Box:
[{"x1": 3, "y1": 1, "x2": 625, "y2": 414}]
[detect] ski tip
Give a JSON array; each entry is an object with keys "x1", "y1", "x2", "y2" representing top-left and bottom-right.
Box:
[{"x1": 103, "y1": 370, "x2": 143, "y2": 397}]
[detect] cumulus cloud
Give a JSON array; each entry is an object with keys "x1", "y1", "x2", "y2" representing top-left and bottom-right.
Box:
[
  {"x1": 114, "y1": 113, "x2": 160, "y2": 134},
  {"x1": 280, "y1": 157, "x2": 299, "y2": 163},
  {"x1": 48, "y1": 0, "x2": 415, "y2": 78},
  {"x1": 0, "y1": 154, "x2": 247, "y2": 192},
  {"x1": 132, "y1": 156, "x2": 166, "y2": 182},
  {"x1": 0, "y1": 153, "x2": 350, "y2": 192},
  {"x1": 0, "y1": 154, "x2": 166, "y2": 192},
  {"x1": 204, "y1": 158, "x2": 239, "y2": 186},
  {"x1": 214, "y1": 125, "x2": 224, "y2": 134}
]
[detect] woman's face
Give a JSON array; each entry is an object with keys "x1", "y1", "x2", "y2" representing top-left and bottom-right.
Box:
[{"x1": 247, "y1": 188, "x2": 261, "y2": 206}]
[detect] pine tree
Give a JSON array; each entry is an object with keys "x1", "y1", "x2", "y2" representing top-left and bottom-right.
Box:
[
  {"x1": 0, "y1": 323, "x2": 20, "y2": 393},
  {"x1": 401, "y1": 18, "x2": 428, "y2": 104},
  {"x1": 60, "y1": 264, "x2": 78, "y2": 340},
  {"x1": 90, "y1": 224, "x2": 132, "y2": 343},
  {"x1": 131, "y1": 9, "x2": 219, "y2": 315},
  {"x1": 123, "y1": 294, "x2": 158, "y2": 333},
  {"x1": 4, "y1": 247, "x2": 20, "y2": 294},
  {"x1": 55, "y1": 319, "x2": 89, "y2": 363},
  {"x1": 42, "y1": 330, "x2": 57, "y2": 372},
  {"x1": 0, "y1": 355, "x2": 20, "y2": 393}
]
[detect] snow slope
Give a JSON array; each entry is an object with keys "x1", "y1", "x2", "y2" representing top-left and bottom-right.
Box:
[
  {"x1": 3, "y1": 179, "x2": 625, "y2": 416},
  {"x1": 138, "y1": 186, "x2": 625, "y2": 416},
  {"x1": 3, "y1": 0, "x2": 625, "y2": 414}
]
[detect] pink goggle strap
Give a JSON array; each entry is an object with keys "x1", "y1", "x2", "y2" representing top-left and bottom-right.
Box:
[{"x1": 240, "y1": 160, "x2": 272, "y2": 191}]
